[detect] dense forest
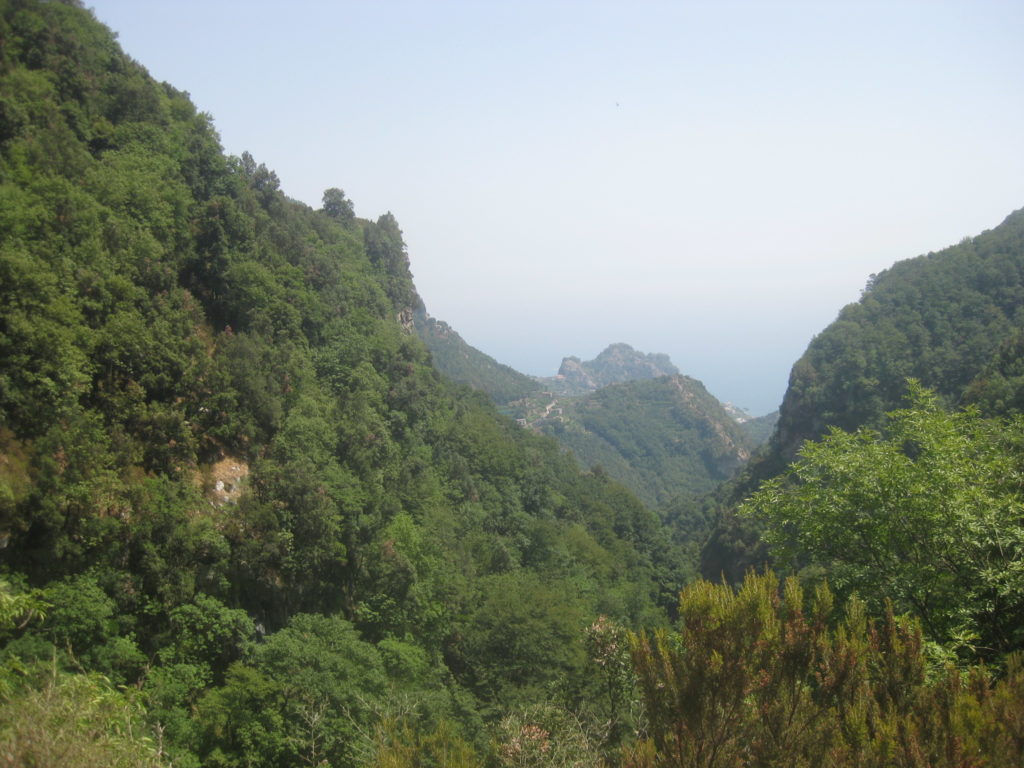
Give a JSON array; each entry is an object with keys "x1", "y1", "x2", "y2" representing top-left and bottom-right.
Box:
[
  {"x1": 535, "y1": 375, "x2": 751, "y2": 508},
  {"x1": 0, "y1": 2, "x2": 687, "y2": 764},
  {"x1": 412, "y1": 310, "x2": 541, "y2": 406},
  {"x1": 775, "y1": 210, "x2": 1024, "y2": 456},
  {"x1": 701, "y1": 207, "x2": 1024, "y2": 583},
  {"x1": 1, "y1": 2, "x2": 1023, "y2": 766},
  {"x1": 421, "y1": 337, "x2": 761, "y2": 512}
]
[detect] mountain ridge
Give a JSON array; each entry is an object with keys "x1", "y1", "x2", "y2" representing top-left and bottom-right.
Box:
[
  {"x1": 412, "y1": 308, "x2": 541, "y2": 405},
  {"x1": 3, "y1": 3, "x2": 1023, "y2": 764},
  {"x1": 535, "y1": 373, "x2": 754, "y2": 507},
  {"x1": 701, "y1": 206, "x2": 1024, "y2": 582},
  {"x1": 415, "y1": 336, "x2": 768, "y2": 507},
  {"x1": 550, "y1": 342, "x2": 680, "y2": 394},
  {"x1": 0, "y1": 4, "x2": 688, "y2": 763}
]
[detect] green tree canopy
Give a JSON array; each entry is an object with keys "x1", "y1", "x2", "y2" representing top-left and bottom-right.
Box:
[
  {"x1": 321, "y1": 187, "x2": 354, "y2": 225},
  {"x1": 743, "y1": 383, "x2": 1024, "y2": 656}
]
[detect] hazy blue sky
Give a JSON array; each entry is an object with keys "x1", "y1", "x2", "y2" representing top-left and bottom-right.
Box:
[{"x1": 90, "y1": 1, "x2": 1024, "y2": 414}]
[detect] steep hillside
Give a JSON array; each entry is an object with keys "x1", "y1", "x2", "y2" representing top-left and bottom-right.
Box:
[
  {"x1": 412, "y1": 309, "x2": 541, "y2": 404},
  {"x1": 774, "y1": 208, "x2": 1024, "y2": 461},
  {"x1": 736, "y1": 409, "x2": 779, "y2": 446},
  {"x1": 537, "y1": 375, "x2": 752, "y2": 507},
  {"x1": 411, "y1": 334, "x2": 758, "y2": 507},
  {"x1": 701, "y1": 207, "x2": 1024, "y2": 581},
  {"x1": 0, "y1": 3, "x2": 686, "y2": 764},
  {"x1": 962, "y1": 329, "x2": 1024, "y2": 416}
]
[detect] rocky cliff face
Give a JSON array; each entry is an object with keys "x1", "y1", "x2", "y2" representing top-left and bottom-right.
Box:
[
  {"x1": 554, "y1": 343, "x2": 680, "y2": 393},
  {"x1": 555, "y1": 356, "x2": 596, "y2": 390}
]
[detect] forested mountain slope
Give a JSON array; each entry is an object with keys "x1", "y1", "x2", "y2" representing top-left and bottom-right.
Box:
[
  {"x1": 536, "y1": 375, "x2": 752, "y2": 508},
  {"x1": 412, "y1": 308, "x2": 541, "y2": 404},
  {"x1": 416, "y1": 333, "x2": 757, "y2": 510},
  {"x1": 702, "y1": 207, "x2": 1024, "y2": 581},
  {"x1": 775, "y1": 208, "x2": 1024, "y2": 459},
  {"x1": 735, "y1": 409, "x2": 778, "y2": 446},
  {"x1": 0, "y1": 2, "x2": 687, "y2": 764}
]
